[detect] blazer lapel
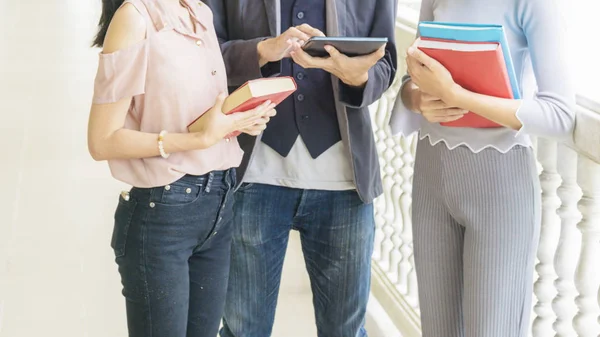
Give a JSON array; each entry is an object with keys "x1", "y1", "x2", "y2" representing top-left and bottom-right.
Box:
[{"x1": 263, "y1": 0, "x2": 281, "y2": 36}]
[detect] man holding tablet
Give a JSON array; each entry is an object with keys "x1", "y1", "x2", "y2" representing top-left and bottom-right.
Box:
[{"x1": 202, "y1": 0, "x2": 398, "y2": 336}]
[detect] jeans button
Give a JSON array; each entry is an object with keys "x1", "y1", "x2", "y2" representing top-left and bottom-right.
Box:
[
  {"x1": 186, "y1": 188, "x2": 192, "y2": 194},
  {"x1": 164, "y1": 185, "x2": 171, "y2": 191},
  {"x1": 149, "y1": 202, "x2": 155, "y2": 208}
]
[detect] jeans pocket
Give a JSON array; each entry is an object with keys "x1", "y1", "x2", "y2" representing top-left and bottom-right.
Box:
[
  {"x1": 153, "y1": 179, "x2": 204, "y2": 207},
  {"x1": 111, "y1": 193, "x2": 138, "y2": 258}
]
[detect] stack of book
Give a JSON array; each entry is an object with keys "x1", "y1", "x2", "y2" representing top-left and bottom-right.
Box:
[{"x1": 416, "y1": 22, "x2": 520, "y2": 128}]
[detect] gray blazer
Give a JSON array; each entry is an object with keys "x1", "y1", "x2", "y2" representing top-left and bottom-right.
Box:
[{"x1": 202, "y1": 0, "x2": 398, "y2": 203}]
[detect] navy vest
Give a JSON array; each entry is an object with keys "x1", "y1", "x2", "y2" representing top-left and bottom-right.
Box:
[{"x1": 260, "y1": 0, "x2": 341, "y2": 159}]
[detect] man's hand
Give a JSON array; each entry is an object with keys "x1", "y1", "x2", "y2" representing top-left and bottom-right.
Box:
[
  {"x1": 290, "y1": 45, "x2": 385, "y2": 87},
  {"x1": 257, "y1": 24, "x2": 325, "y2": 66}
]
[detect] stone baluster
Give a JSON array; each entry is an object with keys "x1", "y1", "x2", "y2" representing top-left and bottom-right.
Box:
[
  {"x1": 552, "y1": 144, "x2": 582, "y2": 337},
  {"x1": 533, "y1": 139, "x2": 562, "y2": 336},
  {"x1": 573, "y1": 155, "x2": 600, "y2": 337},
  {"x1": 396, "y1": 138, "x2": 415, "y2": 297}
]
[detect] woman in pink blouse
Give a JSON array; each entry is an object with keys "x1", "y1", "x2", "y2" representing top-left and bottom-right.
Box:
[{"x1": 87, "y1": 0, "x2": 276, "y2": 336}]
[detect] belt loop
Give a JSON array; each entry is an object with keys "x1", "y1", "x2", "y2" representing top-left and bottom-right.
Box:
[
  {"x1": 226, "y1": 169, "x2": 233, "y2": 188},
  {"x1": 204, "y1": 171, "x2": 214, "y2": 193}
]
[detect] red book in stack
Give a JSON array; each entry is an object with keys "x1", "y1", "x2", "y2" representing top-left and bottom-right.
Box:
[
  {"x1": 188, "y1": 77, "x2": 297, "y2": 137},
  {"x1": 416, "y1": 37, "x2": 514, "y2": 128}
]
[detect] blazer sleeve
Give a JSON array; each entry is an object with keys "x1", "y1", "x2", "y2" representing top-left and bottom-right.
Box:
[
  {"x1": 338, "y1": 0, "x2": 399, "y2": 109},
  {"x1": 202, "y1": 0, "x2": 280, "y2": 87}
]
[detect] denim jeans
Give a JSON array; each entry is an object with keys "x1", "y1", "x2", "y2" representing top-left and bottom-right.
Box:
[
  {"x1": 220, "y1": 183, "x2": 375, "y2": 337},
  {"x1": 112, "y1": 170, "x2": 236, "y2": 337}
]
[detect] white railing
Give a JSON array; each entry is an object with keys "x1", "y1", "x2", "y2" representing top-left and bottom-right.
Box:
[{"x1": 370, "y1": 5, "x2": 600, "y2": 337}]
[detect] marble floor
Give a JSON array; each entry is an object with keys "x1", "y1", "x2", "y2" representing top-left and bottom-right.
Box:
[{"x1": 0, "y1": 1, "x2": 399, "y2": 336}]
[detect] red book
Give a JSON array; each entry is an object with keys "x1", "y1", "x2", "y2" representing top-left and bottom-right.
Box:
[
  {"x1": 417, "y1": 37, "x2": 514, "y2": 128},
  {"x1": 188, "y1": 77, "x2": 297, "y2": 137}
]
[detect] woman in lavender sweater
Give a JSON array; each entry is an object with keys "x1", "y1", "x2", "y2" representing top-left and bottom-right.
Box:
[{"x1": 390, "y1": 0, "x2": 576, "y2": 336}]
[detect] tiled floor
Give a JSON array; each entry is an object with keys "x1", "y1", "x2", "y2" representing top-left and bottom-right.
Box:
[{"x1": 0, "y1": 1, "x2": 398, "y2": 337}]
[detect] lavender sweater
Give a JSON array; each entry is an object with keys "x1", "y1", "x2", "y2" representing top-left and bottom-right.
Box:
[{"x1": 390, "y1": 0, "x2": 577, "y2": 152}]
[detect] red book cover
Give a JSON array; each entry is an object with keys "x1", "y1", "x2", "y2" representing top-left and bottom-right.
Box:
[
  {"x1": 188, "y1": 77, "x2": 297, "y2": 138},
  {"x1": 417, "y1": 37, "x2": 513, "y2": 128}
]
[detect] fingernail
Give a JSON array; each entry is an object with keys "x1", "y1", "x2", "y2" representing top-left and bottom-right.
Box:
[{"x1": 407, "y1": 47, "x2": 415, "y2": 54}]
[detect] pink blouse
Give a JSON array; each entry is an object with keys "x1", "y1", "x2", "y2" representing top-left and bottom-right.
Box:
[{"x1": 92, "y1": 0, "x2": 243, "y2": 188}]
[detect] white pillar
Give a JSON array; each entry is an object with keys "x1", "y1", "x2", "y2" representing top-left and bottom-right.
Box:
[
  {"x1": 552, "y1": 144, "x2": 582, "y2": 337},
  {"x1": 573, "y1": 155, "x2": 600, "y2": 337},
  {"x1": 533, "y1": 138, "x2": 562, "y2": 336},
  {"x1": 397, "y1": 136, "x2": 418, "y2": 307}
]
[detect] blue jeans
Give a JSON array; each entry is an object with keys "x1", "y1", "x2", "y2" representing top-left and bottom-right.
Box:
[
  {"x1": 112, "y1": 170, "x2": 236, "y2": 337},
  {"x1": 220, "y1": 183, "x2": 375, "y2": 337}
]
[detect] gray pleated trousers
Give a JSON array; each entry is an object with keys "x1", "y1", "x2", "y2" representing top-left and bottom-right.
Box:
[{"x1": 412, "y1": 138, "x2": 541, "y2": 337}]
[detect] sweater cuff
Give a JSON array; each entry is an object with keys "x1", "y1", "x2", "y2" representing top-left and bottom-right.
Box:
[{"x1": 389, "y1": 76, "x2": 422, "y2": 137}]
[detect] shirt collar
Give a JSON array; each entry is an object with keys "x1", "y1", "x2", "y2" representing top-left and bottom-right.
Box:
[{"x1": 145, "y1": 0, "x2": 208, "y2": 33}]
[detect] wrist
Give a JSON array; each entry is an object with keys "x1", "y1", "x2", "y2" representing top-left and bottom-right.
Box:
[
  {"x1": 192, "y1": 131, "x2": 210, "y2": 149},
  {"x1": 445, "y1": 83, "x2": 465, "y2": 107},
  {"x1": 410, "y1": 87, "x2": 421, "y2": 113},
  {"x1": 257, "y1": 39, "x2": 271, "y2": 67},
  {"x1": 404, "y1": 81, "x2": 421, "y2": 113},
  {"x1": 343, "y1": 72, "x2": 369, "y2": 88}
]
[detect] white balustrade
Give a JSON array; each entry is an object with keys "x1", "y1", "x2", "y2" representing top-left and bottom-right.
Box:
[
  {"x1": 573, "y1": 156, "x2": 600, "y2": 337},
  {"x1": 552, "y1": 145, "x2": 582, "y2": 337},
  {"x1": 369, "y1": 4, "x2": 600, "y2": 337},
  {"x1": 534, "y1": 139, "x2": 561, "y2": 336}
]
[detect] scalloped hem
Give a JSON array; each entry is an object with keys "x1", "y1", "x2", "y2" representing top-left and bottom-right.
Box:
[{"x1": 418, "y1": 132, "x2": 533, "y2": 154}]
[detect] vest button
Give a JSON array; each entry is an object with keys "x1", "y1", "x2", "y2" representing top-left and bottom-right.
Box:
[
  {"x1": 296, "y1": 72, "x2": 304, "y2": 80},
  {"x1": 296, "y1": 12, "x2": 305, "y2": 20},
  {"x1": 297, "y1": 94, "x2": 305, "y2": 101}
]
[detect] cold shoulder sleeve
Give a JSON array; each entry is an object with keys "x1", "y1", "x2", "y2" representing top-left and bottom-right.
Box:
[{"x1": 92, "y1": 39, "x2": 149, "y2": 104}]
